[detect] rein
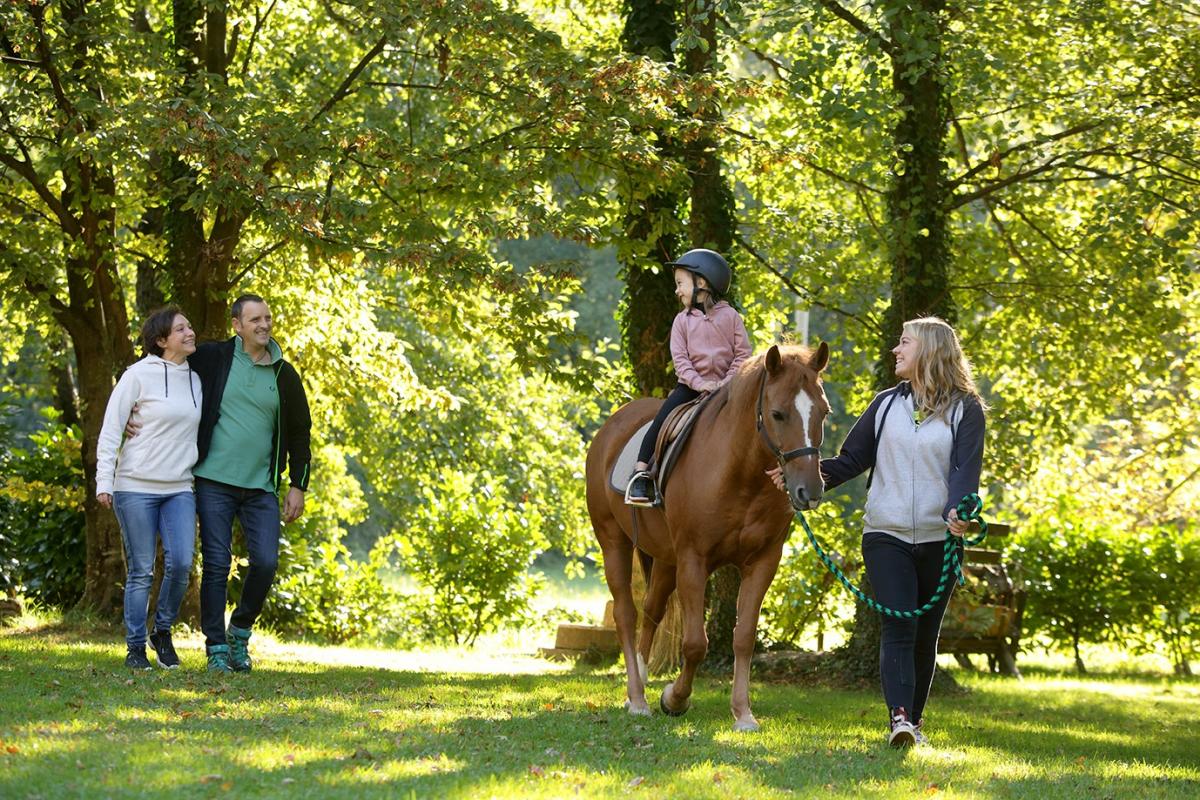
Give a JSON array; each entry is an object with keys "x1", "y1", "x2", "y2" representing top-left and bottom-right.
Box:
[
  {"x1": 755, "y1": 370, "x2": 819, "y2": 466},
  {"x1": 795, "y1": 494, "x2": 988, "y2": 619}
]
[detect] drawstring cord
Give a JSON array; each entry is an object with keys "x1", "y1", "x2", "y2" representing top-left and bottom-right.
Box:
[{"x1": 161, "y1": 361, "x2": 198, "y2": 407}]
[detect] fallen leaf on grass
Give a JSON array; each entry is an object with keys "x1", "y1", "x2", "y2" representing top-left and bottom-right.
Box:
[
  {"x1": 6, "y1": 745, "x2": 19, "y2": 754},
  {"x1": 529, "y1": 765, "x2": 545, "y2": 777},
  {"x1": 628, "y1": 776, "x2": 645, "y2": 788},
  {"x1": 199, "y1": 774, "x2": 223, "y2": 784},
  {"x1": 351, "y1": 748, "x2": 375, "y2": 760},
  {"x1": 713, "y1": 771, "x2": 724, "y2": 783}
]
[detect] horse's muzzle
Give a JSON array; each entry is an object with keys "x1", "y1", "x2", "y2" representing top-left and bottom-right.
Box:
[{"x1": 791, "y1": 487, "x2": 823, "y2": 512}]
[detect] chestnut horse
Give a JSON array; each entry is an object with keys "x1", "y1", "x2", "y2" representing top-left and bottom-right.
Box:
[{"x1": 585, "y1": 343, "x2": 830, "y2": 731}]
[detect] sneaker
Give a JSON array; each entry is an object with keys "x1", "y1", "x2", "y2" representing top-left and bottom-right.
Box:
[
  {"x1": 125, "y1": 647, "x2": 153, "y2": 671},
  {"x1": 227, "y1": 624, "x2": 253, "y2": 672},
  {"x1": 888, "y1": 707, "x2": 916, "y2": 748},
  {"x1": 914, "y1": 717, "x2": 928, "y2": 746},
  {"x1": 206, "y1": 644, "x2": 233, "y2": 673},
  {"x1": 148, "y1": 629, "x2": 180, "y2": 670},
  {"x1": 625, "y1": 472, "x2": 655, "y2": 506}
]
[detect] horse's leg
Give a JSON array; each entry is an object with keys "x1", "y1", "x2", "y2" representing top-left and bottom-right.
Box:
[
  {"x1": 660, "y1": 552, "x2": 708, "y2": 716},
  {"x1": 598, "y1": 522, "x2": 650, "y2": 716},
  {"x1": 636, "y1": 553, "x2": 677, "y2": 679},
  {"x1": 729, "y1": 547, "x2": 784, "y2": 732}
]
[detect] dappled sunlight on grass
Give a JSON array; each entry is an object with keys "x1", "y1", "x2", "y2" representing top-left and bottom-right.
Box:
[{"x1": 2, "y1": 620, "x2": 1198, "y2": 799}]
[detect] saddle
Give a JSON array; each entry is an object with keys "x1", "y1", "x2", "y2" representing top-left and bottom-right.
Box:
[{"x1": 609, "y1": 392, "x2": 718, "y2": 506}]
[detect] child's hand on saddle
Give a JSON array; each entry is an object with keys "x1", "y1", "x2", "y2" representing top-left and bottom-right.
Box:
[
  {"x1": 765, "y1": 465, "x2": 786, "y2": 493},
  {"x1": 700, "y1": 380, "x2": 719, "y2": 393}
]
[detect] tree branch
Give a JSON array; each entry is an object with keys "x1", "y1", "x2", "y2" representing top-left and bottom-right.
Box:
[
  {"x1": 815, "y1": 0, "x2": 896, "y2": 57},
  {"x1": 240, "y1": 0, "x2": 278, "y2": 77},
  {"x1": 949, "y1": 147, "x2": 1120, "y2": 209},
  {"x1": 27, "y1": 2, "x2": 77, "y2": 120},
  {"x1": 310, "y1": 35, "x2": 388, "y2": 124},
  {"x1": 0, "y1": 151, "x2": 81, "y2": 235},
  {"x1": 733, "y1": 231, "x2": 880, "y2": 332},
  {"x1": 948, "y1": 120, "x2": 1108, "y2": 190}
]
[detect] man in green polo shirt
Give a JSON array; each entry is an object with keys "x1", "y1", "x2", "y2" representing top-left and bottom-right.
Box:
[{"x1": 188, "y1": 294, "x2": 312, "y2": 672}]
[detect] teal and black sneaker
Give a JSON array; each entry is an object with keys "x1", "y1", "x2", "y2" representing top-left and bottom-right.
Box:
[
  {"x1": 206, "y1": 644, "x2": 233, "y2": 673},
  {"x1": 227, "y1": 625, "x2": 253, "y2": 672}
]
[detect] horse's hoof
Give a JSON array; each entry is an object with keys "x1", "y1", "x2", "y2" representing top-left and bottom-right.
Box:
[
  {"x1": 659, "y1": 687, "x2": 690, "y2": 717},
  {"x1": 624, "y1": 699, "x2": 652, "y2": 717},
  {"x1": 733, "y1": 718, "x2": 761, "y2": 733}
]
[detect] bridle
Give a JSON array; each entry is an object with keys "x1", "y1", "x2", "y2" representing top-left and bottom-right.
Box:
[{"x1": 755, "y1": 370, "x2": 821, "y2": 468}]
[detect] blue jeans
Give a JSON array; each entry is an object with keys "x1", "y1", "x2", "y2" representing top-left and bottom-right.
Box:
[
  {"x1": 113, "y1": 491, "x2": 196, "y2": 648},
  {"x1": 196, "y1": 477, "x2": 280, "y2": 648},
  {"x1": 862, "y1": 531, "x2": 962, "y2": 721}
]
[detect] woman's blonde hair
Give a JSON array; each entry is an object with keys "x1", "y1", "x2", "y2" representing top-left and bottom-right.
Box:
[{"x1": 903, "y1": 316, "x2": 987, "y2": 419}]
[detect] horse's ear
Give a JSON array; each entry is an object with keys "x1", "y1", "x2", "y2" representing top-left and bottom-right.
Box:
[
  {"x1": 811, "y1": 341, "x2": 830, "y2": 373},
  {"x1": 766, "y1": 344, "x2": 782, "y2": 375}
]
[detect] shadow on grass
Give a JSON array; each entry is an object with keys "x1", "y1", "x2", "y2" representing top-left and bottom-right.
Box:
[{"x1": 1, "y1": 625, "x2": 1197, "y2": 799}]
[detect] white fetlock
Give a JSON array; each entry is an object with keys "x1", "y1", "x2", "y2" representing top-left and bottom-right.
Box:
[{"x1": 623, "y1": 699, "x2": 652, "y2": 717}]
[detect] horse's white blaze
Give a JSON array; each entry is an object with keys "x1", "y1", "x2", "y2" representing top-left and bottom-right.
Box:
[{"x1": 793, "y1": 390, "x2": 814, "y2": 448}]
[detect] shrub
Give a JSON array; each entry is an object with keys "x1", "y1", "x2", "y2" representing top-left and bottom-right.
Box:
[
  {"x1": 388, "y1": 467, "x2": 547, "y2": 645},
  {"x1": 0, "y1": 411, "x2": 86, "y2": 608},
  {"x1": 1126, "y1": 523, "x2": 1200, "y2": 676},
  {"x1": 1009, "y1": 495, "x2": 1140, "y2": 673}
]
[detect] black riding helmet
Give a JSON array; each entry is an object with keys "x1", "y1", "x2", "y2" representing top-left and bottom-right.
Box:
[{"x1": 667, "y1": 249, "x2": 731, "y2": 298}]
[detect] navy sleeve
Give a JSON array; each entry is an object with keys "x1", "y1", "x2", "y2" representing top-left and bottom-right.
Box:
[
  {"x1": 281, "y1": 363, "x2": 313, "y2": 492},
  {"x1": 944, "y1": 396, "x2": 985, "y2": 519},
  {"x1": 820, "y1": 391, "x2": 889, "y2": 491}
]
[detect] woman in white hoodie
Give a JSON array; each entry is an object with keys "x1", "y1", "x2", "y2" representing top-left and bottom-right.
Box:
[{"x1": 97, "y1": 306, "x2": 202, "y2": 670}]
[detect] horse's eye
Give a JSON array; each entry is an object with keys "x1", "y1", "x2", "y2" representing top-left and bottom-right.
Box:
[{"x1": 771, "y1": 410, "x2": 786, "y2": 421}]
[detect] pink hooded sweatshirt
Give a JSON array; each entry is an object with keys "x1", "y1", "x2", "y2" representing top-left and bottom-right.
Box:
[{"x1": 670, "y1": 301, "x2": 752, "y2": 391}]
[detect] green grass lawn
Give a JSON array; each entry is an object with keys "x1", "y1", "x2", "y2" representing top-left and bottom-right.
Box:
[{"x1": 1, "y1": 616, "x2": 1196, "y2": 799}]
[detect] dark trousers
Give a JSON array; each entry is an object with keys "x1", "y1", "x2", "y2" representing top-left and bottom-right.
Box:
[
  {"x1": 862, "y1": 531, "x2": 961, "y2": 721},
  {"x1": 196, "y1": 477, "x2": 281, "y2": 648},
  {"x1": 637, "y1": 383, "x2": 701, "y2": 465}
]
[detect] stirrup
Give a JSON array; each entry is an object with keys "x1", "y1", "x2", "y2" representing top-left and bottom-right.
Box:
[{"x1": 624, "y1": 471, "x2": 657, "y2": 507}]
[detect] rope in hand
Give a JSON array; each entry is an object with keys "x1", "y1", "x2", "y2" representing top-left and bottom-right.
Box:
[{"x1": 795, "y1": 493, "x2": 988, "y2": 619}]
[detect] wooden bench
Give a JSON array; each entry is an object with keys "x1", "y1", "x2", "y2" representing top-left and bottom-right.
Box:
[{"x1": 937, "y1": 523, "x2": 1025, "y2": 676}]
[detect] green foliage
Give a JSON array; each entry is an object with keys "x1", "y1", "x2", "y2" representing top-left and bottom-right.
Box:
[
  {"x1": 271, "y1": 538, "x2": 399, "y2": 645},
  {"x1": 0, "y1": 411, "x2": 85, "y2": 608},
  {"x1": 1126, "y1": 524, "x2": 1200, "y2": 676},
  {"x1": 388, "y1": 468, "x2": 549, "y2": 646},
  {"x1": 1011, "y1": 495, "x2": 1141, "y2": 673}
]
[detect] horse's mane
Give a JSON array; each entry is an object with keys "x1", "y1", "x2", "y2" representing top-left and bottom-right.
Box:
[{"x1": 712, "y1": 344, "x2": 819, "y2": 418}]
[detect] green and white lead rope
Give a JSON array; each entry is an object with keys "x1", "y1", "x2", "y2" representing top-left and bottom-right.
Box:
[{"x1": 795, "y1": 493, "x2": 988, "y2": 620}]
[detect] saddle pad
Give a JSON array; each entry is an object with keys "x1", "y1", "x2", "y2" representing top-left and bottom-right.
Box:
[{"x1": 609, "y1": 421, "x2": 654, "y2": 494}]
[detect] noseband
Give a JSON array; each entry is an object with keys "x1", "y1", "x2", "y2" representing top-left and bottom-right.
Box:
[{"x1": 755, "y1": 370, "x2": 820, "y2": 468}]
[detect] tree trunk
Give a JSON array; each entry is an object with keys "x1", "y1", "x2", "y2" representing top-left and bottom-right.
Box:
[
  {"x1": 842, "y1": 0, "x2": 955, "y2": 682},
  {"x1": 71, "y1": 311, "x2": 130, "y2": 614},
  {"x1": 680, "y1": 0, "x2": 741, "y2": 672}
]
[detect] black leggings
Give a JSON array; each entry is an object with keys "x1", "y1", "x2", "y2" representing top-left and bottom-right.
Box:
[
  {"x1": 862, "y1": 531, "x2": 962, "y2": 721},
  {"x1": 637, "y1": 383, "x2": 701, "y2": 465}
]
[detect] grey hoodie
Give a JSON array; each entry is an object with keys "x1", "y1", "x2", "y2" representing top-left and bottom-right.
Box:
[
  {"x1": 821, "y1": 382, "x2": 985, "y2": 544},
  {"x1": 96, "y1": 355, "x2": 202, "y2": 496}
]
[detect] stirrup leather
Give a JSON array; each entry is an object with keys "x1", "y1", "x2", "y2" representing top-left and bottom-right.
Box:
[{"x1": 624, "y1": 470, "x2": 658, "y2": 507}]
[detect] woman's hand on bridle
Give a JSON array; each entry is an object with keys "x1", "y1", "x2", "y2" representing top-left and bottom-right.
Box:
[{"x1": 765, "y1": 465, "x2": 786, "y2": 493}]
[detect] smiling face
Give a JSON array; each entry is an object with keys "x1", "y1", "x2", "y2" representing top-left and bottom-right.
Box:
[
  {"x1": 232, "y1": 300, "x2": 273, "y2": 350},
  {"x1": 892, "y1": 329, "x2": 922, "y2": 380},
  {"x1": 674, "y1": 268, "x2": 708, "y2": 308},
  {"x1": 156, "y1": 314, "x2": 196, "y2": 363}
]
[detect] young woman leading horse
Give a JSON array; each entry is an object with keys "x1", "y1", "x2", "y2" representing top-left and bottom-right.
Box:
[{"x1": 585, "y1": 342, "x2": 830, "y2": 732}]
